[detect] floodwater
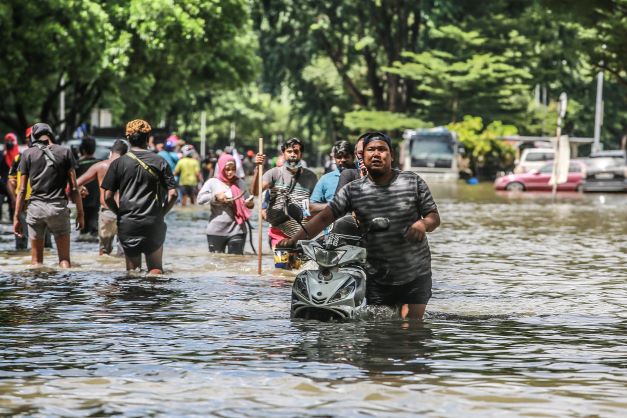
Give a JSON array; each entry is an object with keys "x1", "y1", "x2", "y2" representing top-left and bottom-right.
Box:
[{"x1": 1, "y1": 183, "x2": 626, "y2": 417}]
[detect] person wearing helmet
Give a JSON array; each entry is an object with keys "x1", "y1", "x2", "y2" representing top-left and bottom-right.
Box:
[
  {"x1": 14, "y1": 123, "x2": 85, "y2": 267},
  {"x1": 173, "y1": 144, "x2": 202, "y2": 206},
  {"x1": 158, "y1": 138, "x2": 179, "y2": 173}
]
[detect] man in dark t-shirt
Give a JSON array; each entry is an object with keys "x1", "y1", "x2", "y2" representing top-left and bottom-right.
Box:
[
  {"x1": 76, "y1": 136, "x2": 101, "y2": 237},
  {"x1": 13, "y1": 123, "x2": 85, "y2": 267},
  {"x1": 101, "y1": 119, "x2": 178, "y2": 274},
  {"x1": 279, "y1": 132, "x2": 441, "y2": 321}
]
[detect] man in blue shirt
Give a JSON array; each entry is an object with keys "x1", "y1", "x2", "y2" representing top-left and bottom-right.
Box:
[{"x1": 310, "y1": 140, "x2": 354, "y2": 214}]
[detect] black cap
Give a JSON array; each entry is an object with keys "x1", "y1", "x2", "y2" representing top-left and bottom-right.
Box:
[{"x1": 30, "y1": 123, "x2": 54, "y2": 142}]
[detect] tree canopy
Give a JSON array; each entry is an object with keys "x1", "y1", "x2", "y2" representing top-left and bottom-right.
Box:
[{"x1": 0, "y1": 0, "x2": 624, "y2": 164}]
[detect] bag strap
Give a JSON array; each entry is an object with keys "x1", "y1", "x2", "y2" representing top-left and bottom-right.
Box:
[
  {"x1": 127, "y1": 151, "x2": 162, "y2": 203},
  {"x1": 127, "y1": 151, "x2": 158, "y2": 178},
  {"x1": 286, "y1": 168, "x2": 301, "y2": 194}
]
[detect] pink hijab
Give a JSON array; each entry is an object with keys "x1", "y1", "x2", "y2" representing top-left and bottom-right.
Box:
[{"x1": 217, "y1": 153, "x2": 251, "y2": 225}]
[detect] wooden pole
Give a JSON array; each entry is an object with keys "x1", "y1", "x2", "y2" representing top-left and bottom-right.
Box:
[{"x1": 257, "y1": 137, "x2": 264, "y2": 275}]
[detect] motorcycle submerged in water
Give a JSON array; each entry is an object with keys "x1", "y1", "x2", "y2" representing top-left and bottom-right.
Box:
[{"x1": 281, "y1": 204, "x2": 389, "y2": 321}]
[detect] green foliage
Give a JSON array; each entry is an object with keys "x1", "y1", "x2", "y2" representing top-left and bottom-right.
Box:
[
  {"x1": 0, "y1": 0, "x2": 257, "y2": 139},
  {"x1": 384, "y1": 24, "x2": 532, "y2": 125},
  {"x1": 448, "y1": 116, "x2": 517, "y2": 179},
  {"x1": 344, "y1": 111, "x2": 430, "y2": 132}
]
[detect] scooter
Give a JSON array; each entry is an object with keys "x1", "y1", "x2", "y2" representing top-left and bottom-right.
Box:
[{"x1": 283, "y1": 204, "x2": 389, "y2": 321}]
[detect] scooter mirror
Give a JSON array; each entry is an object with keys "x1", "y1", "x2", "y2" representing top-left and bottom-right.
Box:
[
  {"x1": 369, "y1": 217, "x2": 390, "y2": 232},
  {"x1": 287, "y1": 202, "x2": 304, "y2": 223}
]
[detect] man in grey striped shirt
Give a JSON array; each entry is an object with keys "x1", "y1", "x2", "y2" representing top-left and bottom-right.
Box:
[{"x1": 279, "y1": 132, "x2": 440, "y2": 320}]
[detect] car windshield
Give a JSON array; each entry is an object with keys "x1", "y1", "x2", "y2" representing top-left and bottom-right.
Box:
[{"x1": 586, "y1": 157, "x2": 624, "y2": 171}]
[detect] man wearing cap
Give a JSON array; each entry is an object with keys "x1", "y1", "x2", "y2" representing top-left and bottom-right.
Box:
[
  {"x1": 278, "y1": 132, "x2": 441, "y2": 320},
  {"x1": 101, "y1": 119, "x2": 178, "y2": 274},
  {"x1": 252, "y1": 137, "x2": 318, "y2": 249},
  {"x1": 7, "y1": 127, "x2": 54, "y2": 250},
  {"x1": 13, "y1": 123, "x2": 84, "y2": 267}
]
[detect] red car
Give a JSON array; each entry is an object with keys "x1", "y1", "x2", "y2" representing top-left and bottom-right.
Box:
[{"x1": 494, "y1": 161, "x2": 585, "y2": 192}]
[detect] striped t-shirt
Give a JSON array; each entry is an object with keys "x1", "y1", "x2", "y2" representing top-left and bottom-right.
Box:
[
  {"x1": 329, "y1": 170, "x2": 438, "y2": 285},
  {"x1": 263, "y1": 166, "x2": 318, "y2": 237}
]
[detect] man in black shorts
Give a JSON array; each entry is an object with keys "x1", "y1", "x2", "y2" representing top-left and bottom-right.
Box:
[
  {"x1": 279, "y1": 132, "x2": 440, "y2": 320},
  {"x1": 101, "y1": 119, "x2": 178, "y2": 274}
]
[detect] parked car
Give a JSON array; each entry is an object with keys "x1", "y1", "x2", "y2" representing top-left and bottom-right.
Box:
[
  {"x1": 513, "y1": 148, "x2": 555, "y2": 174},
  {"x1": 66, "y1": 137, "x2": 118, "y2": 160},
  {"x1": 495, "y1": 160, "x2": 586, "y2": 192},
  {"x1": 582, "y1": 150, "x2": 627, "y2": 193}
]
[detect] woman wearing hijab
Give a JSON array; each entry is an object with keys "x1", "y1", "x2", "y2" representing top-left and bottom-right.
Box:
[
  {"x1": 1, "y1": 133, "x2": 20, "y2": 220},
  {"x1": 197, "y1": 153, "x2": 254, "y2": 254}
]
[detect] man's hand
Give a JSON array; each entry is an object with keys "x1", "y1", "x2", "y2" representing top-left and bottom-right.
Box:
[
  {"x1": 215, "y1": 192, "x2": 229, "y2": 204},
  {"x1": 76, "y1": 212, "x2": 85, "y2": 231},
  {"x1": 80, "y1": 186, "x2": 89, "y2": 198},
  {"x1": 404, "y1": 220, "x2": 427, "y2": 242},
  {"x1": 13, "y1": 217, "x2": 23, "y2": 238},
  {"x1": 276, "y1": 238, "x2": 297, "y2": 249},
  {"x1": 255, "y1": 153, "x2": 266, "y2": 166}
]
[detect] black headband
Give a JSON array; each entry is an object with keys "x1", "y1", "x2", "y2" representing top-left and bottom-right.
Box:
[{"x1": 362, "y1": 131, "x2": 392, "y2": 151}]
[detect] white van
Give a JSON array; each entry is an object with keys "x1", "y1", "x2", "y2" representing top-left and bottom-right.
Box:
[{"x1": 514, "y1": 148, "x2": 555, "y2": 173}]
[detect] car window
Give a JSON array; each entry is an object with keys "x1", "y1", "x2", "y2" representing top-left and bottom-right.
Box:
[
  {"x1": 539, "y1": 164, "x2": 553, "y2": 173},
  {"x1": 568, "y1": 163, "x2": 581, "y2": 173},
  {"x1": 525, "y1": 152, "x2": 554, "y2": 162},
  {"x1": 586, "y1": 157, "x2": 624, "y2": 171}
]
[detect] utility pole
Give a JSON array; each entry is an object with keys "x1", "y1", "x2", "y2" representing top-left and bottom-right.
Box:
[
  {"x1": 592, "y1": 69, "x2": 604, "y2": 153},
  {"x1": 551, "y1": 93, "x2": 569, "y2": 197},
  {"x1": 200, "y1": 110, "x2": 207, "y2": 159},
  {"x1": 59, "y1": 75, "x2": 65, "y2": 140}
]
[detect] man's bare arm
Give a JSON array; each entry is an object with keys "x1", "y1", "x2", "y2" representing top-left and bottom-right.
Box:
[
  {"x1": 69, "y1": 169, "x2": 85, "y2": 231},
  {"x1": 309, "y1": 202, "x2": 328, "y2": 214},
  {"x1": 404, "y1": 210, "x2": 440, "y2": 242},
  {"x1": 13, "y1": 179, "x2": 28, "y2": 238},
  {"x1": 279, "y1": 206, "x2": 336, "y2": 247},
  {"x1": 163, "y1": 188, "x2": 178, "y2": 215},
  {"x1": 104, "y1": 189, "x2": 119, "y2": 215},
  {"x1": 77, "y1": 163, "x2": 99, "y2": 188}
]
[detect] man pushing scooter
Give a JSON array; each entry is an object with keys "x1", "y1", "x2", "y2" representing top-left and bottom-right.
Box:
[{"x1": 278, "y1": 132, "x2": 440, "y2": 320}]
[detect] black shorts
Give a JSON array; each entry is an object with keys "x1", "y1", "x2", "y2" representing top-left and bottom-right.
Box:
[
  {"x1": 366, "y1": 273, "x2": 432, "y2": 306},
  {"x1": 182, "y1": 185, "x2": 196, "y2": 197},
  {"x1": 118, "y1": 222, "x2": 167, "y2": 257}
]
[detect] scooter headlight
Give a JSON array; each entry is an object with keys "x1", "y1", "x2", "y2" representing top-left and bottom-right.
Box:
[
  {"x1": 313, "y1": 248, "x2": 346, "y2": 267},
  {"x1": 329, "y1": 280, "x2": 356, "y2": 303},
  {"x1": 294, "y1": 276, "x2": 309, "y2": 299}
]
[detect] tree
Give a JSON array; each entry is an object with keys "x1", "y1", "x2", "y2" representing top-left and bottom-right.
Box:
[
  {"x1": 0, "y1": 0, "x2": 257, "y2": 140},
  {"x1": 384, "y1": 25, "x2": 532, "y2": 125}
]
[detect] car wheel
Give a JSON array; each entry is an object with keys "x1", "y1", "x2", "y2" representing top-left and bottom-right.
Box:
[{"x1": 505, "y1": 182, "x2": 525, "y2": 192}]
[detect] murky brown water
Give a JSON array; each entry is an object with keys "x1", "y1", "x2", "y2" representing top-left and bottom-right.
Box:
[{"x1": 1, "y1": 183, "x2": 626, "y2": 416}]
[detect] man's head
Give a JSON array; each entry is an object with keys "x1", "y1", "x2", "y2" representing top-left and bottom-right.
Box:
[
  {"x1": 331, "y1": 140, "x2": 355, "y2": 171},
  {"x1": 79, "y1": 136, "x2": 96, "y2": 156},
  {"x1": 362, "y1": 132, "x2": 393, "y2": 177},
  {"x1": 110, "y1": 138, "x2": 128, "y2": 159},
  {"x1": 30, "y1": 122, "x2": 54, "y2": 144},
  {"x1": 182, "y1": 144, "x2": 194, "y2": 157},
  {"x1": 125, "y1": 119, "x2": 151, "y2": 148},
  {"x1": 280, "y1": 137, "x2": 304, "y2": 170}
]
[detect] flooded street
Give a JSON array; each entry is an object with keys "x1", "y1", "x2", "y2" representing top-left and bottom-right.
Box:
[{"x1": 1, "y1": 183, "x2": 626, "y2": 417}]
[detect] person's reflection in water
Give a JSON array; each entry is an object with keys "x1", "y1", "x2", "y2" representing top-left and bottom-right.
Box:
[
  {"x1": 289, "y1": 319, "x2": 434, "y2": 378},
  {"x1": 98, "y1": 276, "x2": 184, "y2": 323}
]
